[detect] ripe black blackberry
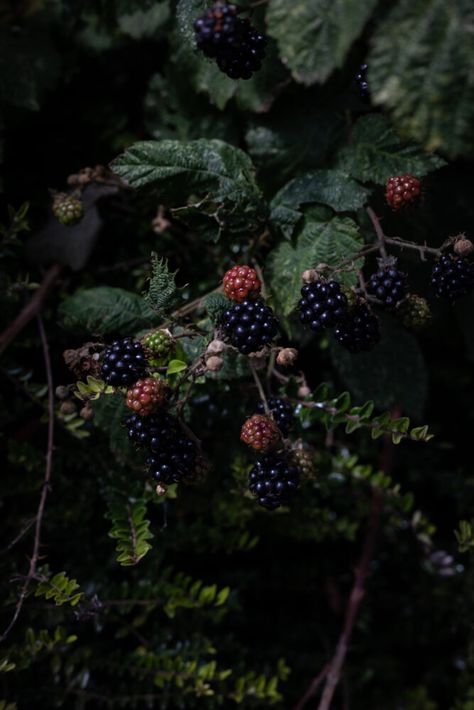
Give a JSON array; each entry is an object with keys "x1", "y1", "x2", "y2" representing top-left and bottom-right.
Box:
[
  {"x1": 248, "y1": 454, "x2": 300, "y2": 510},
  {"x1": 125, "y1": 411, "x2": 180, "y2": 451},
  {"x1": 367, "y1": 261, "x2": 408, "y2": 308},
  {"x1": 220, "y1": 298, "x2": 279, "y2": 355},
  {"x1": 355, "y1": 63, "x2": 369, "y2": 101},
  {"x1": 100, "y1": 338, "x2": 146, "y2": 387},
  {"x1": 298, "y1": 280, "x2": 348, "y2": 332},
  {"x1": 431, "y1": 254, "x2": 474, "y2": 301},
  {"x1": 334, "y1": 304, "x2": 380, "y2": 353},
  {"x1": 194, "y1": 3, "x2": 267, "y2": 80},
  {"x1": 146, "y1": 436, "x2": 198, "y2": 485},
  {"x1": 256, "y1": 397, "x2": 294, "y2": 437}
]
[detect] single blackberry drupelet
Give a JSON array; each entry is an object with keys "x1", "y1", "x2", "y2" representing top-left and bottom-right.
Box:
[
  {"x1": 355, "y1": 63, "x2": 369, "y2": 101},
  {"x1": 430, "y1": 254, "x2": 474, "y2": 301},
  {"x1": 100, "y1": 338, "x2": 146, "y2": 387},
  {"x1": 367, "y1": 263, "x2": 408, "y2": 308},
  {"x1": 386, "y1": 174, "x2": 421, "y2": 210},
  {"x1": 146, "y1": 436, "x2": 198, "y2": 485},
  {"x1": 256, "y1": 397, "x2": 294, "y2": 437},
  {"x1": 334, "y1": 304, "x2": 380, "y2": 353},
  {"x1": 194, "y1": 3, "x2": 267, "y2": 80},
  {"x1": 248, "y1": 454, "x2": 300, "y2": 510},
  {"x1": 298, "y1": 280, "x2": 348, "y2": 332},
  {"x1": 221, "y1": 298, "x2": 279, "y2": 354},
  {"x1": 125, "y1": 411, "x2": 179, "y2": 451}
]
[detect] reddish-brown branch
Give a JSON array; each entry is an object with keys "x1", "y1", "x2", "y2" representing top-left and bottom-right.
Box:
[
  {"x1": 0, "y1": 315, "x2": 55, "y2": 642},
  {"x1": 366, "y1": 207, "x2": 388, "y2": 259},
  {"x1": 0, "y1": 263, "x2": 63, "y2": 355},
  {"x1": 293, "y1": 665, "x2": 329, "y2": 710}
]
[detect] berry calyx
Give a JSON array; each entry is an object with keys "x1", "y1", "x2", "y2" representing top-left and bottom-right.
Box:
[
  {"x1": 430, "y1": 254, "x2": 474, "y2": 301},
  {"x1": 141, "y1": 329, "x2": 175, "y2": 360},
  {"x1": 52, "y1": 193, "x2": 84, "y2": 226},
  {"x1": 248, "y1": 453, "x2": 300, "y2": 510},
  {"x1": 223, "y1": 264, "x2": 261, "y2": 303},
  {"x1": 221, "y1": 298, "x2": 279, "y2": 355},
  {"x1": 298, "y1": 280, "x2": 348, "y2": 332},
  {"x1": 334, "y1": 304, "x2": 380, "y2": 353},
  {"x1": 101, "y1": 338, "x2": 147, "y2": 387},
  {"x1": 367, "y1": 260, "x2": 408, "y2": 308},
  {"x1": 240, "y1": 414, "x2": 280, "y2": 451},
  {"x1": 276, "y1": 348, "x2": 298, "y2": 367},
  {"x1": 256, "y1": 397, "x2": 294, "y2": 437},
  {"x1": 396, "y1": 294, "x2": 431, "y2": 329},
  {"x1": 125, "y1": 378, "x2": 168, "y2": 416},
  {"x1": 454, "y1": 237, "x2": 474, "y2": 257},
  {"x1": 385, "y1": 174, "x2": 421, "y2": 210}
]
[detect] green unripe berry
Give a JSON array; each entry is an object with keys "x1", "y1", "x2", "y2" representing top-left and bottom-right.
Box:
[
  {"x1": 396, "y1": 294, "x2": 431, "y2": 330},
  {"x1": 52, "y1": 193, "x2": 84, "y2": 226},
  {"x1": 142, "y1": 329, "x2": 175, "y2": 360}
]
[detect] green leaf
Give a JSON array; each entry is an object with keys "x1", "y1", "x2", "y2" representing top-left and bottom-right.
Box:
[
  {"x1": 270, "y1": 170, "x2": 370, "y2": 239},
  {"x1": 266, "y1": 0, "x2": 377, "y2": 85},
  {"x1": 34, "y1": 572, "x2": 83, "y2": 607},
  {"x1": 59, "y1": 286, "x2": 157, "y2": 336},
  {"x1": 336, "y1": 115, "x2": 445, "y2": 184},
  {"x1": 112, "y1": 139, "x2": 267, "y2": 241},
  {"x1": 204, "y1": 292, "x2": 228, "y2": 326},
  {"x1": 118, "y1": 3, "x2": 170, "y2": 39},
  {"x1": 330, "y1": 319, "x2": 428, "y2": 419},
  {"x1": 106, "y1": 493, "x2": 153, "y2": 566},
  {"x1": 145, "y1": 254, "x2": 179, "y2": 315},
  {"x1": 267, "y1": 207, "x2": 363, "y2": 317},
  {"x1": 369, "y1": 0, "x2": 474, "y2": 159},
  {"x1": 167, "y1": 359, "x2": 188, "y2": 375}
]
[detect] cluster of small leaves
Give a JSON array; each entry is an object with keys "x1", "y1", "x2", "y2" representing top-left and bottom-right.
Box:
[
  {"x1": 34, "y1": 571, "x2": 83, "y2": 607},
  {"x1": 144, "y1": 252, "x2": 179, "y2": 315},
  {"x1": 104, "y1": 488, "x2": 153, "y2": 566}
]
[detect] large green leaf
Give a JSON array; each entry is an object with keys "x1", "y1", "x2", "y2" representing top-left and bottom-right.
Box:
[
  {"x1": 336, "y1": 115, "x2": 445, "y2": 184},
  {"x1": 369, "y1": 0, "x2": 474, "y2": 159},
  {"x1": 118, "y1": 2, "x2": 170, "y2": 39},
  {"x1": 267, "y1": 206, "x2": 363, "y2": 317},
  {"x1": 112, "y1": 139, "x2": 267, "y2": 240},
  {"x1": 266, "y1": 0, "x2": 377, "y2": 85},
  {"x1": 330, "y1": 319, "x2": 428, "y2": 420},
  {"x1": 59, "y1": 287, "x2": 156, "y2": 335},
  {"x1": 270, "y1": 170, "x2": 370, "y2": 239}
]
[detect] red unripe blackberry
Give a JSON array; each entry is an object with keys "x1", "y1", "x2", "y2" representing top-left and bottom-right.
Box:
[
  {"x1": 334, "y1": 304, "x2": 380, "y2": 353},
  {"x1": 386, "y1": 174, "x2": 421, "y2": 210},
  {"x1": 240, "y1": 414, "x2": 280, "y2": 451},
  {"x1": 248, "y1": 453, "x2": 300, "y2": 510},
  {"x1": 430, "y1": 254, "x2": 474, "y2": 301},
  {"x1": 298, "y1": 280, "x2": 348, "y2": 332},
  {"x1": 223, "y1": 264, "x2": 261, "y2": 303},
  {"x1": 125, "y1": 378, "x2": 168, "y2": 416},
  {"x1": 256, "y1": 397, "x2": 294, "y2": 437},
  {"x1": 367, "y1": 259, "x2": 408, "y2": 308}
]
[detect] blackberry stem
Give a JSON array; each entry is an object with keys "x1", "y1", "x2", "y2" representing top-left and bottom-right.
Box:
[
  {"x1": 249, "y1": 359, "x2": 270, "y2": 415},
  {"x1": 366, "y1": 207, "x2": 388, "y2": 259}
]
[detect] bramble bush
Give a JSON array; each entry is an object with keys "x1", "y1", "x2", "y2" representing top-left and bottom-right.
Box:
[{"x1": 1, "y1": 1, "x2": 474, "y2": 708}]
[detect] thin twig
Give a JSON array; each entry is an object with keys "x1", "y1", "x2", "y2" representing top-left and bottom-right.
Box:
[
  {"x1": 249, "y1": 360, "x2": 270, "y2": 414},
  {"x1": 293, "y1": 665, "x2": 330, "y2": 710},
  {"x1": 0, "y1": 315, "x2": 55, "y2": 642},
  {"x1": 158, "y1": 285, "x2": 222, "y2": 328},
  {"x1": 0, "y1": 518, "x2": 36, "y2": 556},
  {"x1": 366, "y1": 207, "x2": 388, "y2": 259},
  {"x1": 384, "y1": 236, "x2": 441, "y2": 259},
  {"x1": 0, "y1": 263, "x2": 63, "y2": 355}
]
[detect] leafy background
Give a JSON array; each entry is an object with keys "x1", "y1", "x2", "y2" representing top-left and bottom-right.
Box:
[{"x1": 1, "y1": 0, "x2": 474, "y2": 708}]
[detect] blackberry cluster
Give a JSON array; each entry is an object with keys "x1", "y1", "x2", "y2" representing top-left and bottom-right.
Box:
[
  {"x1": 334, "y1": 304, "x2": 380, "y2": 353},
  {"x1": 367, "y1": 264, "x2": 408, "y2": 307},
  {"x1": 101, "y1": 338, "x2": 146, "y2": 387},
  {"x1": 355, "y1": 63, "x2": 369, "y2": 101},
  {"x1": 257, "y1": 397, "x2": 294, "y2": 437},
  {"x1": 431, "y1": 254, "x2": 474, "y2": 301},
  {"x1": 221, "y1": 298, "x2": 279, "y2": 354},
  {"x1": 126, "y1": 411, "x2": 198, "y2": 485},
  {"x1": 248, "y1": 454, "x2": 300, "y2": 510},
  {"x1": 194, "y1": 2, "x2": 267, "y2": 80},
  {"x1": 298, "y1": 280, "x2": 348, "y2": 332}
]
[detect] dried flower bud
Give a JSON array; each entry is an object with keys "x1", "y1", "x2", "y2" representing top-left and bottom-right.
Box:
[
  {"x1": 155, "y1": 484, "x2": 167, "y2": 497},
  {"x1": 454, "y1": 238, "x2": 474, "y2": 257},
  {"x1": 206, "y1": 356, "x2": 224, "y2": 372},
  {"x1": 80, "y1": 405, "x2": 94, "y2": 421},
  {"x1": 298, "y1": 385, "x2": 311, "y2": 398},
  {"x1": 60, "y1": 400, "x2": 77, "y2": 416},
  {"x1": 276, "y1": 348, "x2": 298, "y2": 367},
  {"x1": 55, "y1": 385, "x2": 70, "y2": 400},
  {"x1": 301, "y1": 269, "x2": 319, "y2": 284},
  {"x1": 206, "y1": 339, "x2": 226, "y2": 356}
]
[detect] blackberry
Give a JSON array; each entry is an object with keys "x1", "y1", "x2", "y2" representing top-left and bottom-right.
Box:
[
  {"x1": 142, "y1": 330, "x2": 174, "y2": 360},
  {"x1": 386, "y1": 174, "x2": 421, "y2": 210},
  {"x1": 256, "y1": 397, "x2": 294, "y2": 437},
  {"x1": 396, "y1": 294, "x2": 431, "y2": 329},
  {"x1": 355, "y1": 63, "x2": 369, "y2": 101},
  {"x1": 101, "y1": 338, "x2": 146, "y2": 387},
  {"x1": 241, "y1": 414, "x2": 280, "y2": 451},
  {"x1": 220, "y1": 298, "x2": 279, "y2": 354},
  {"x1": 194, "y1": 3, "x2": 267, "y2": 80},
  {"x1": 125, "y1": 411, "x2": 179, "y2": 451},
  {"x1": 367, "y1": 262, "x2": 408, "y2": 307},
  {"x1": 298, "y1": 280, "x2": 348, "y2": 332},
  {"x1": 223, "y1": 264, "x2": 261, "y2": 302},
  {"x1": 248, "y1": 454, "x2": 300, "y2": 510},
  {"x1": 146, "y1": 436, "x2": 198, "y2": 485},
  {"x1": 334, "y1": 304, "x2": 380, "y2": 353},
  {"x1": 52, "y1": 193, "x2": 84, "y2": 226},
  {"x1": 430, "y1": 254, "x2": 474, "y2": 301}
]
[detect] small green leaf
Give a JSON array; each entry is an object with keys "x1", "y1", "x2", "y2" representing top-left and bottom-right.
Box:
[{"x1": 167, "y1": 359, "x2": 188, "y2": 375}]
